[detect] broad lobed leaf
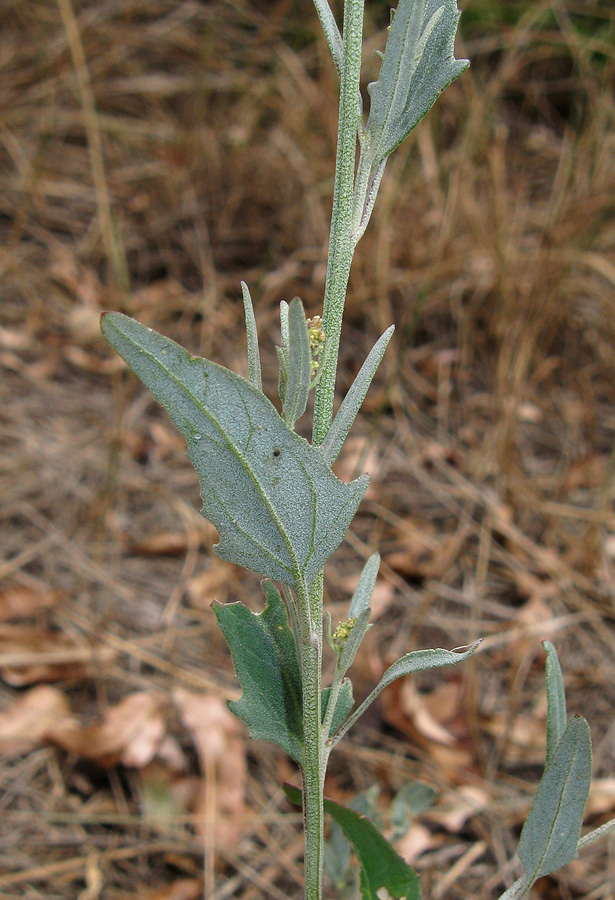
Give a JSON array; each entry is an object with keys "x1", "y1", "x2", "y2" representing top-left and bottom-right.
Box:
[
  {"x1": 214, "y1": 581, "x2": 303, "y2": 763},
  {"x1": 283, "y1": 784, "x2": 421, "y2": 900},
  {"x1": 101, "y1": 312, "x2": 368, "y2": 592}
]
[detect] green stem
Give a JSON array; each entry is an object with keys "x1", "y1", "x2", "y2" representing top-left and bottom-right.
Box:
[
  {"x1": 304, "y1": 2, "x2": 365, "y2": 897},
  {"x1": 312, "y1": 0, "x2": 365, "y2": 446},
  {"x1": 302, "y1": 621, "x2": 324, "y2": 900}
]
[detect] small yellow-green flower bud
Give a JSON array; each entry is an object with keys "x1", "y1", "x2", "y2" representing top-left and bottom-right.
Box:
[
  {"x1": 306, "y1": 315, "x2": 326, "y2": 376},
  {"x1": 332, "y1": 616, "x2": 357, "y2": 652}
]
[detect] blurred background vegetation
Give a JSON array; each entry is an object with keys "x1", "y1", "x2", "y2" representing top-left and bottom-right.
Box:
[{"x1": 1, "y1": 1, "x2": 614, "y2": 898}]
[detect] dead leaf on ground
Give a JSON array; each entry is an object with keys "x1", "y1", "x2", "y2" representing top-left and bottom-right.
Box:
[
  {"x1": 386, "y1": 520, "x2": 470, "y2": 580},
  {"x1": 482, "y1": 712, "x2": 547, "y2": 766},
  {"x1": 173, "y1": 689, "x2": 248, "y2": 845},
  {"x1": 380, "y1": 678, "x2": 474, "y2": 774},
  {"x1": 0, "y1": 624, "x2": 116, "y2": 686},
  {"x1": 428, "y1": 785, "x2": 491, "y2": 832},
  {"x1": 586, "y1": 778, "x2": 615, "y2": 818},
  {"x1": 111, "y1": 878, "x2": 202, "y2": 900},
  {"x1": 562, "y1": 453, "x2": 607, "y2": 492},
  {"x1": 334, "y1": 437, "x2": 381, "y2": 499},
  {"x1": 129, "y1": 531, "x2": 198, "y2": 557},
  {"x1": 50, "y1": 691, "x2": 168, "y2": 768},
  {"x1": 395, "y1": 823, "x2": 440, "y2": 864},
  {"x1": 186, "y1": 560, "x2": 239, "y2": 609},
  {"x1": 0, "y1": 584, "x2": 61, "y2": 622},
  {"x1": 0, "y1": 685, "x2": 72, "y2": 754}
]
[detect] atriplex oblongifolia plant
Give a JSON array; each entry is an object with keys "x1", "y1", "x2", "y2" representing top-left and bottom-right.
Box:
[{"x1": 102, "y1": 1, "x2": 614, "y2": 898}]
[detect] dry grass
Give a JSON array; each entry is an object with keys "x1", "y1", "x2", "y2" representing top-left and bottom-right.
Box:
[{"x1": 1, "y1": 0, "x2": 614, "y2": 897}]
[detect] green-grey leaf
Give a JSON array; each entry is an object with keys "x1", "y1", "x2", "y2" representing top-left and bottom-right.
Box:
[
  {"x1": 390, "y1": 783, "x2": 436, "y2": 840},
  {"x1": 312, "y1": 0, "x2": 343, "y2": 74},
  {"x1": 280, "y1": 299, "x2": 290, "y2": 352},
  {"x1": 101, "y1": 313, "x2": 368, "y2": 591},
  {"x1": 322, "y1": 678, "x2": 355, "y2": 737},
  {"x1": 348, "y1": 553, "x2": 381, "y2": 618},
  {"x1": 276, "y1": 344, "x2": 288, "y2": 406},
  {"x1": 213, "y1": 581, "x2": 303, "y2": 763},
  {"x1": 332, "y1": 641, "x2": 481, "y2": 746},
  {"x1": 518, "y1": 716, "x2": 592, "y2": 885},
  {"x1": 241, "y1": 281, "x2": 262, "y2": 391},
  {"x1": 366, "y1": 0, "x2": 469, "y2": 163},
  {"x1": 284, "y1": 297, "x2": 312, "y2": 429},
  {"x1": 284, "y1": 784, "x2": 420, "y2": 900},
  {"x1": 321, "y1": 328, "x2": 394, "y2": 465},
  {"x1": 543, "y1": 640, "x2": 567, "y2": 769}
]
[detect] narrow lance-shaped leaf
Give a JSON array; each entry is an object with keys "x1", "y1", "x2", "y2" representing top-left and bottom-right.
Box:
[
  {"x1": 331, "y1": 641, "x2": 481, "y2": 745},
  {"x1": 214, "y1": 582, "x2": 303, "y2": 763},
  {"x1": 348, "y1": 552, "x2": 380, "y2": 618},
  {"x1": 277, "y1": 299, "x2": 290, "y2": 406},
  {"x1": 241, "y1": 281, "x2": 262, "y2": 391},
  {"x1": 312, "y1": 0, "x2": 343, "y2": 73},
  {"x1": 283, "y1": 297, "x2": 312, "y2": 429},
  {"x1": 517, "y1": 716, "x2": 592, "y2": 885},
  {"x1": 321, "y1": 327, "x2": 394, "y2": 465},
  {"x1": 101, "y1": 312, "x2": 368, "y2": 591},
  {"x1": 366, "y1": 0, "x2": 469, "y2": 164},
  {"x1": 284, "y1": 784, "x2": 421, "y2": 900},
  {"x1": 543, "y1": 640, "x2": 567, "y2": 768}
]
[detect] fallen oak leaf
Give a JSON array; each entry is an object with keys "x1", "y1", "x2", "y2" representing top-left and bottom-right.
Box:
[
  {"x1": 0, "y1": 685, "x2": 72, "y2": 755},
  {"x1": 49, "y1": 691, "x2": 167, "y2": 768},
  {"x1": 173, "y1": 689, "x2": 248, "y2": 845}
]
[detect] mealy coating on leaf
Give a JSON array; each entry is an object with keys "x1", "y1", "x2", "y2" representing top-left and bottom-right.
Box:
[
  {"x1": 101, "y1": 312, "x2": 368, "y2": 592},
  {"x1": 366, "y1": 0, "x2": 469, "y2": 163}
]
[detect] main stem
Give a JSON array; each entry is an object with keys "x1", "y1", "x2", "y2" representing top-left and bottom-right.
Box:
[
  {"x1": 303, "y1": 2, "x2": 365, "y2": 899},
  {"x1": 312, "y1": 0, "x2": 365, "y2": 447},
  {"x1": 302, "y1": 631, "x2": 324, "y2": 900}
]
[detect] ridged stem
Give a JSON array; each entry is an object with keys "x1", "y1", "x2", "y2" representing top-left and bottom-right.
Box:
[{"x1": 312, "y1": 0, "x2": 365, "y2": 446}]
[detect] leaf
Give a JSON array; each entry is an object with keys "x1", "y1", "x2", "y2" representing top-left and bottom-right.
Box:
[
  {"x1": 322, "y1": 329, "x2": 394, "y2": 465},
  {"x1": 101, "y1": 313, "x2": 368, "y2": 591},
  {"x1": 517, "y1": 716, "x2": 592, "y2": 885},
  {"x1": 0, "y1": 585, "x2": 60, "y2": 622},
  {"x1": 322, "y1": 678, "x2": 355, "y2": 737},
  {"x1": 173, "y1": 689, "x2": 247, "y2": 845},
  {"x1": 213, "y1": 581, "x2": 303, "y2": 763},
  {"x1": 333, "y1": 641, "x2": 481, "y2": 746},
  {"x1": 348, "y1": 553, "x2": 381, "y2": 618},
  {"x1": 283, "y1": 297, "x2": 312, "y2": 428},
  {"x1": 543, "y1": 640, "x2": 567, "y2": 768},
  {"x1": 50, "y1": 691, "x2": 167, "y2": 768},
  {"x1": 312, "y1": 0, "x2": 343, "y2": 74},
  {"x1": 372, "y1": 642, "x2": 481, "y2": 700},
  {"x1": 283, "y1": 785, "x2": 421, "y2": 900},
  {"x1": 0, "y1": 685, "x2": 72, "y2": 756},
  {"x1": 366, "y1": 0, "x2": 469, "y2": 163},
  {"x1": 390, "y1": 783, "x2": 436, "y2": 840},
  {"x1": 241, "y1": 281, "x2": 262, "y2": 390},
  {"x1": 276, "y1": 344, "x2": 288, "y2": 406}
]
